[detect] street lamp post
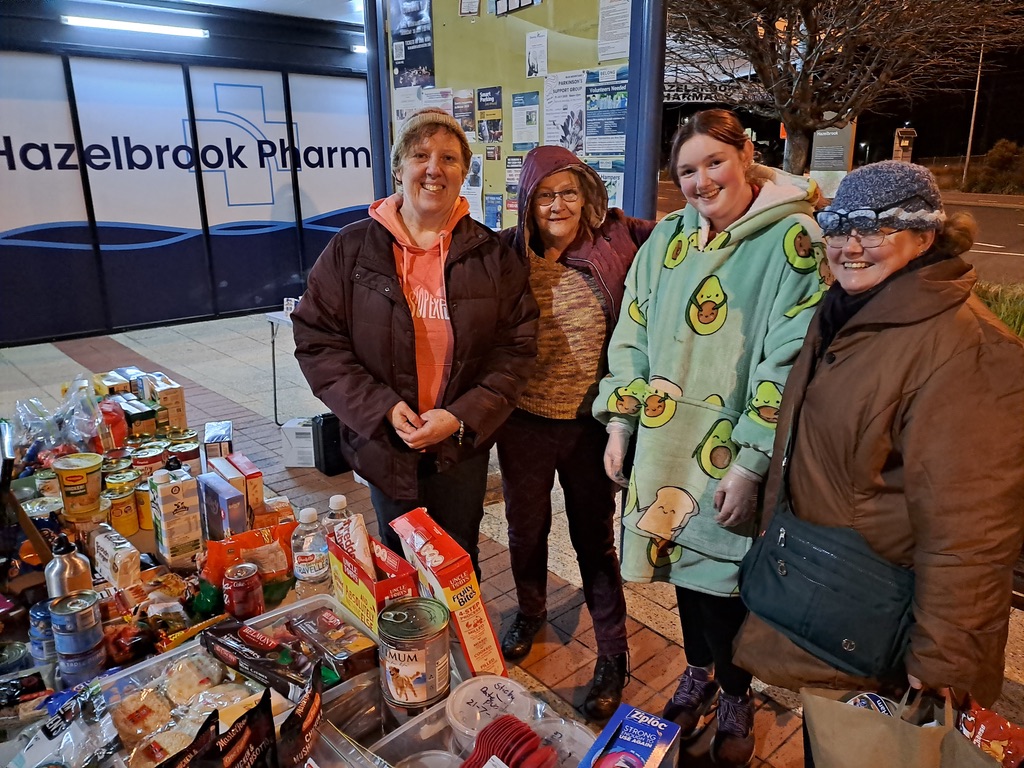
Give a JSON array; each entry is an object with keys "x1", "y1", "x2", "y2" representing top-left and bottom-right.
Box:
[{"x1": 859, "y1": 141, "x2": 870, "y2": 165}]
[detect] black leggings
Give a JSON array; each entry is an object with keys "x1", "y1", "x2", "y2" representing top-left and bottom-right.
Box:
[{"x1": 675, "y1": 586, "x2": 753, "y2": 697}]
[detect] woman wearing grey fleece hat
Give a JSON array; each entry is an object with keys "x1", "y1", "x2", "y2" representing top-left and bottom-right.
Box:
[{"x1": 734, "y1": 162, "x2": 1024, "y2": 762}]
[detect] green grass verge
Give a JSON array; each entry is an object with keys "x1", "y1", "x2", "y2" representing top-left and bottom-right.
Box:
[{"x1": 975, "y1": 282, "x2": 1024, "y2": 337}]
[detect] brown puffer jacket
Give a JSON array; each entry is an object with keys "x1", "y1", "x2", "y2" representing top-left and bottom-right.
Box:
[
  {"x1": 291, "y1": 215, "x2": 538, "y2": 500},
  {"x1": 734, "y1": 255, "x2": 1024, "y2": 706}
]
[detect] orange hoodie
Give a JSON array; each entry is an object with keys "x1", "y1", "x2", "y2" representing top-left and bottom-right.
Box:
[{"x1": 369, "y1": 193, "x2": 470, "y2": 415}]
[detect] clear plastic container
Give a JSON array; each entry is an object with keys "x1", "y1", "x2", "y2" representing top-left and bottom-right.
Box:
[
  {"x1": 395, "y1": 751, "x2": 462, "y2": 768},
  {"x1": 533, "y1": 717, "x2": 598, "y2": 768},
  {"x1": 444, "y1": 675, "x2": 537, "y2": 752}
]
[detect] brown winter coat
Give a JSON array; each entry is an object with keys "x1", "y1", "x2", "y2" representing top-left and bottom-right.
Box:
[
  {"x1": 291, "y1": 215, "x2": 538, "y2": 500},
  {"x1": 734, "y1": 255, "x2": 1024, "y2": 706}
]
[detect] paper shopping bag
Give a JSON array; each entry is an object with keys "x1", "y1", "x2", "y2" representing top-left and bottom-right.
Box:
[
  {"x1": 939, "y1": 729, "x2": 1000, "y2": 767},
  {"x1": 801, "y1": 688, "x2": 952, "y2": 768}
]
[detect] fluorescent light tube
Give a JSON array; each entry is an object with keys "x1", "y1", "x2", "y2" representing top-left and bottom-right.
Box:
[
  {"x1": 61, "y1": 16, "x2": 210, "y2": 38},
  {"x1": 352, "y1": 45, "x2": 368, "y2": 53}
]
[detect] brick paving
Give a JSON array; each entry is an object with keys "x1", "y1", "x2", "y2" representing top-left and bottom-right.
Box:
[{"x1": 47, "y1": 332, "x2": 809, "y2": 767}]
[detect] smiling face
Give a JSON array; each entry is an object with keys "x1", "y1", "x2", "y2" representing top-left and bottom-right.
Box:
[
  {"x1": 674, "y1": 134, "x2": 754, "y2": 232},
  {"x1": 826, "y1": 228, "x2": 935, "y2": 294},
  {"x1": 532, "y1": 170, "x2": 584, "y2": 252},
  {"x1": 398, "y1": 128, "x2": 467, "y2": 228}
]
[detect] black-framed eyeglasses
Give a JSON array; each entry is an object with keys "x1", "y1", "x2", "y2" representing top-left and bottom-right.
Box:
[
  {"x1": 815, "y1": 195, "x2": 928, "y2": 235},
  {"x1": 535, "y1": 189, "x2": 579, "y2": 206}
]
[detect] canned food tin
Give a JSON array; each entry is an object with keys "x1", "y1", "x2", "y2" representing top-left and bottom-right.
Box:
[
  {"x1": 167, "y1": 442, "x2": 200, "y2": 476},
  {"x1": 29, "y1": 600, "x2": 52, "y2": 633},
  {"x1": 135, "y1": 481, "x2": 153, "y2": 531},
  {"x1": 105, "y1": 469, "x2": 141, "y2": 495},
  {"x1": 51, "y1": 453, "x2": 104, "y2": 515},
  {"x1": 58, "y1": 641, "x2": 106, "y2": 688},
  {"x1": 0, "y1": 642, "x2": 31, "y2": 675},
  {"x1": 141, "y1": 440, "x2": 171, "y2": 454},
  {"x1": 125, "y1": 435, "x2": 148, "y2": 451},
  {"x1": 377, "y1": 597, "x2": 451, "y2": 709},
  {"x1": 53, "y1": 622, "x2": 103, "y2": 655},
  {"x1": 131, "y1": 446, "x2": 165, "y2": 478},
  {"x1": 104, "y1": 448, "x2": 131, "y2": 461},
  {"x1": 167, "y1": 428, "x2": 198, "y2": 444},
  {"x1": 101, "y1": 457, "x2": 133, "y2": 477},
  {"x1": 34, "y1": 469, "x2": 60, "y2": 498},
  {"x1": 61, "y1": 498, "x2": 111, "y2": 556},
  {"x1": 23, "y1": 496, "x2": 64, "y2": 519},
  {"x1": 49, "y1": 590, "x2": 101, "y2": 634},
  {"x1": 101, "y1": 488, "x2": 139, "y2": 537},
  {"x1": 223, "y1": 563, "x2": 265, "y2": 621}
]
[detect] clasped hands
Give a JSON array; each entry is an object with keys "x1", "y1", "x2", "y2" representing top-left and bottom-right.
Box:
[{"x1": 387, "y1": 401, "x2": 460, "y2": 451}]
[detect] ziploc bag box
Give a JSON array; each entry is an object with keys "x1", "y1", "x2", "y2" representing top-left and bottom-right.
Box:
[
  {"x1": 327, "y1": 531, "x2": 418, "y2": 634},
  {"x1": 579, "y1": 705, "x2": 681, "y2": 768},
  {"x1": 391, "y1": 507, "x2": 506, "y2": 677}
]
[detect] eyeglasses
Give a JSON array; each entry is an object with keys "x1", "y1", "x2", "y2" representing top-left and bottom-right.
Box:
[
  {"x1": 815, "y1": 195, "x2": 928, "y2": 236},
  {"x1": 535, "y1": 188, "x2": 579, "y2": 206},
  {"x1": 823, "y1": 230, "x2": 896, "y2": 249}
]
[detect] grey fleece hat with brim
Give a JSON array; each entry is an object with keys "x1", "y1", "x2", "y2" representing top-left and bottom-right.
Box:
[{"x1": 818, "y1": 160, "x2": 946, "y2": 236}]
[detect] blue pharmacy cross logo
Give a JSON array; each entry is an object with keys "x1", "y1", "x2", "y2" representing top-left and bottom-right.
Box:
[{"x1": 186, "y1": 82, "x2": 299, "y2": 208}]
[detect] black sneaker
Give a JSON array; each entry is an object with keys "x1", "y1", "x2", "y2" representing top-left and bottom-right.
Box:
[
  {"x1": 583, "y1": 653, "x2": 629, "y2": 721},
  {"x1": 710, "y1": 691, "x2": 755, "y2": 767},
  {"x1": 500, "y1": 612, "x2": 546, "y2": 661}
]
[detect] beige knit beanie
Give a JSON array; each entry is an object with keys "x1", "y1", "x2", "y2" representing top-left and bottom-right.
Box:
[{"x1": 390, "y1": 108, "x2": 472, "y2": 182}]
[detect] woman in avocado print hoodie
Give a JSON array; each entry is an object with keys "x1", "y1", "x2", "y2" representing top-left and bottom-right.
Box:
[{"x1": 593, "y1": 110, "x2": 824, "y2": 767}]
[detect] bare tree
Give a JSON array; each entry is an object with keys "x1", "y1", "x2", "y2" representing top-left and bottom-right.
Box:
[{"x1": 665, "y1": 0, "x2": 1024, "y2": 173}]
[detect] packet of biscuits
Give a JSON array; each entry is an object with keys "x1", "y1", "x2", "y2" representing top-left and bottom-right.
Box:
[
  {"x1": 959, "y1": 696, "x2": 1024, "y2": 767},
  {"x1": 281, "y1": 605, "x2": 377, "y2": 683}
]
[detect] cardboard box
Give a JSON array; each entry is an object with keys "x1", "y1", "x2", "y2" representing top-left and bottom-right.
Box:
[
  {"x1": 149, "y1": 469, "x2": 202, "y2": 569},
  {"x1": 203, "y1": 421, "x2": 233, "y2": 471},
  {"x1": 197, "y1": 471, "x2": 247, "y2": 541},
  {"x1": 281, "y1": 417, "x2": 315, "y2": 467},
  {"x1": 328, "y1": 531, "x2": 418, "y2": 634},
  {"x1": 226, "y1": 452, "x2": 265, "y2": 521},
  {"x1": 208, "y1": 456, "x2": 246, "y2": 498},
  {"x1": 94, "y1": 371, "x2": 132, "y2": 396},
  {"x1": 579, "y1": 705, "x2": 681, "y2": 768},
  {"x1": 151, "y1": 373, "x2": 187, "y2": 429},
  {"x1": 391, "y1": 507, "x2": 506, "y2": 677}
]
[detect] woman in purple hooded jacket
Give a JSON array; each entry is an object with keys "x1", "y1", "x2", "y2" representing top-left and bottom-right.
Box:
[{"x1": 496, "y1": 145, "x2": 655, "y2": 720}]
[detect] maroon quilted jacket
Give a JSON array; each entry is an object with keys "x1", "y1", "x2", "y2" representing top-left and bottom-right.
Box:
[{"x1": 292, "y1": 214, "x2": 538, "y2": 500}]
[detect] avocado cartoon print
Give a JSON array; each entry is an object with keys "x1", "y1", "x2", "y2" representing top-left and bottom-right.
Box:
[
  {"x1": 628, "y1": 297, "x2": 648, "y2": 327},
  {"x1": 686, "y1": 275, "x2": 728, "y2": 335},
  {"x1": 640, "y1": 377, "x2": 682, "y2": 428},
  {"x1": 693, "y1": 419, "x2": 738, "y2": 479},
  {"x1": 785, "y1": 245, "x2": 833, "y2": 317},
  {"x1": 783, "y1": 223, "x2": 818, "y2": 273},
  {"x1": 747, "y1": 381, "x2": 783, "y2": 428},
  {"x1": 664, "y1": 221, "x2": 697, "y2": 269},
  {"x1": 636, "y1": 486, "x2": 698, "y2": 568},
  {"x1": 705, "y1": 231, "x2": 732, "y2": 251},
  {"x1": 607, "y1": 377, "x2": 648, "y2": 417}
]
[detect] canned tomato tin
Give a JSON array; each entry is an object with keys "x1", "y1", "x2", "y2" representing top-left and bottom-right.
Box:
[
  {"x1": 223, "y1": 563, "x2": 265, "y2": 621},
  {"x1": 131, "y1": 446, "x2": 165, "y2": 478},
  {"x1": 101, "y1": 488, "x2": 139, "y2": 537},
  {"x1": 377, "y1": 597, "x2": 451, "y2": 710},
  {"x1": 34, "y1": 469, "x2": 60, "y2": 498},
  {"x1": 58, "y1": 641, "x2": 106, "y2": 688},
  {"x1": 53, "y1": 622, "x2": 103, "y2": 655},
  {"x1": 29, "y1": 600, "x2": 52, "y2": 633},
  {"x1": 105, "y1": 469, "x2": 141, "y2": 495},
  {"x1": 49, "y1": 590, "x2": 101, "y2": 634},
  {"x1": 135, "y1": 480, "x2": 153, "y2": 530}
]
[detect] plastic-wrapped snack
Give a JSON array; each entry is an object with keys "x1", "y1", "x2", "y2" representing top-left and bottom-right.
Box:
[
  {"x1": 334, "y1": 514, "x2": 375, "y2": 579},
  {"x1": 165, "y1": 651, "x2": 226, "y2": 706},
  {"x1": 140, "y1": 711, "x2": 219, "y2": 768},
  {"x1": 129, "y1": 724, "x2": 205, "y2": 768},
  {"x1": 110, "y1": 688, "x2": 174, "y2": 749},
  {"x1": 197, "y1": 689, "x2": 277, "y2": 768},
  {"x1": 185, "y1": 682, "x2": 258, "y2": 715},
  {"x1": 285, "y1": 606, "x2": 377, "y2": 682},
  {"x1": 10, "y1": 682, "x2": 120, "y2": 768},
  {"x1": 959, "y1": 696, "x2": 1024, "y2": 767},
  {"x1": 277, "y1": 661, "x2": 323, "y2": 768}
]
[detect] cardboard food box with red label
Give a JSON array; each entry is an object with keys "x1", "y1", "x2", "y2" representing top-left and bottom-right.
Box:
[
  {"x1": 327, "y1": 531, "x2": 418, "y2": 635},
  {"x1": 390, "y1": 507, "x2": 507, "y2": 677}
]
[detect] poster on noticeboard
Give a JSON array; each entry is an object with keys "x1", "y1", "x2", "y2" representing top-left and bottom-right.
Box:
[{"x1": 391, "y1": 0, "x2": 435, "y2": 87}]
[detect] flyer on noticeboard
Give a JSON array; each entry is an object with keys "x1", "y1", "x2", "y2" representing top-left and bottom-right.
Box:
[
  {"x1": 544, "y1": 70, "x2": 586, "y2": 154},
  {"x1": 453, "y1": 89, "x2": 476, "y2": 141},
  {"x1": 391, "y1": 0, "x2": 435, "y2": 87},
  {"x1": 512, "y1": 91, "x2": 540, "y2": 152},
  {"x1": 584, "y1": 66, "x2": 628, "y2": 156},
  {"x1": 477, "y1": 86, "x2": 503, "y2": 143}
]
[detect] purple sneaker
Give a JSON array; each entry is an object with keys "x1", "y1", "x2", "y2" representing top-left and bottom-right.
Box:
[
  {"x1": 662, "y1": 666, "x2": 720, "y2": 739},
  {"x1": 710, "y1": 691, "x2": 755, "y2": 767}
]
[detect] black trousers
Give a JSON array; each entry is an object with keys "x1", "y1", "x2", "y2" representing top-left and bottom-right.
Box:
[{"x1": 675, "y1": 586, "x2": 753, "y2": 697}]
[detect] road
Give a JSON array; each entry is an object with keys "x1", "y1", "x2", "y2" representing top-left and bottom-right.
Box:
[{"x1": 655, "y1": 181, "x2": 1024, "y2": 285}]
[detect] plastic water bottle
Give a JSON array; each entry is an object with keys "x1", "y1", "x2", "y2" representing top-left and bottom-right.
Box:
[
  {"x1": 326, "y1": 494, "x2": 349, "y2": 522},
  {"x1": 291, "y1": 507, "x2": 331, "y2": 598}
]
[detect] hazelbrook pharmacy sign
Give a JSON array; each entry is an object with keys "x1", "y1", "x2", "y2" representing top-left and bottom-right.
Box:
[{"x1": 0, "y1": 135, "x2": 371, "y2": 172}]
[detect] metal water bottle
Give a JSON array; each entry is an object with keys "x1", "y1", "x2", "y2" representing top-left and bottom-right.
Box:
[{"x1": 44, "y1": 533, "x2": 93, "y2": 598}]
